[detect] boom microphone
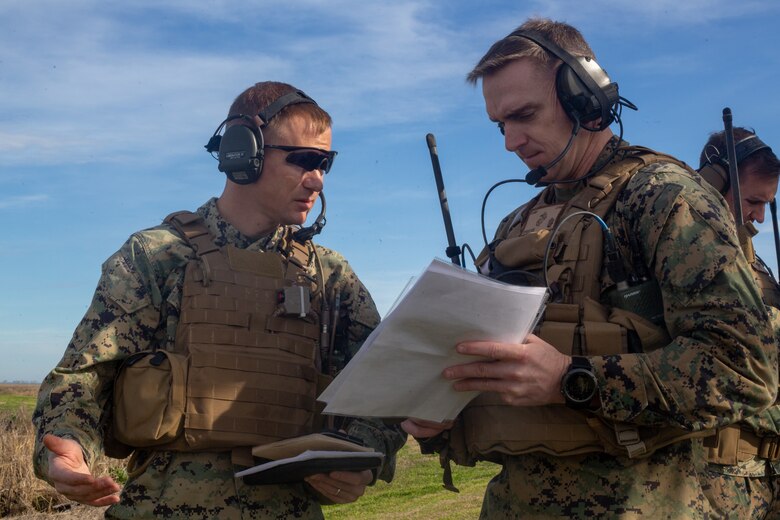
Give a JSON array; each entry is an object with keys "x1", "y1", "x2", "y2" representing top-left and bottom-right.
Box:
[
  {"x1": 525, "y1": 119, "x2": 581, "y2": 186},
  {"x1": 293, "y1": 191, "x2": 327, "y2": 243},
  {"x1": 525, "y1": 167, "x2": 545, "y2": 185}
]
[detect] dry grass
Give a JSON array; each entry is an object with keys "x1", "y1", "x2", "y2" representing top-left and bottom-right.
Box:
[
  {"x1": 0, "y1": 386, "x2": 39, "y2": 397},
  {"x1": 0, "y1": 386, "x2": 125, "y2": 519}
]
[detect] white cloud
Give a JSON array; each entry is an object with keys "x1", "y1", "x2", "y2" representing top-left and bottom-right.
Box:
[
  {"x1": 0, "y1": 194, "x2": 49, "y2": 210},
  {"x1": 0, "y1": 0, "x2": 478, "y2": 168}
]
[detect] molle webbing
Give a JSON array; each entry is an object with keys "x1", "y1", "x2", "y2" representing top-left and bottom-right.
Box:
[{"x1": 165, "y1": 211, "x2": 322, "y2": 451}]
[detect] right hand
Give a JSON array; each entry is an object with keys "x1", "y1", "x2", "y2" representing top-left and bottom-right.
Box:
[
  {"x1": 400, "y1": 418, "x2": 454, "y2": 439},
  {"x1": 43, "y1": 434, "x2": 121, "y2": 506}
]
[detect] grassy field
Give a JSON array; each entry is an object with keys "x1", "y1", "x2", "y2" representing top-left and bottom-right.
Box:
[
  {"x1": 0, "y1": 385, "x2": 37, "y2": 414},
  {"x1": 1, "y1": 384, "x2": 497, "y2": 519}
]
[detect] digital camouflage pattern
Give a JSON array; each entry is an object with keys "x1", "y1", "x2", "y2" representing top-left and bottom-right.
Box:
[
  {"x1": 469, "y1": 140, "x2": 778, "y2": 518},
  {"x1": 699, "y1": 229, "x2": 780, "y2": 519},
  {"x1": 481, "y1": 441, "x2": 712, "y2": 518},
  {"x1": 700, "y1": 457, "x2": 778, "y2": 519},
  {"x1": 32, "y1": 198, "x2": 406, "y2": 519}
]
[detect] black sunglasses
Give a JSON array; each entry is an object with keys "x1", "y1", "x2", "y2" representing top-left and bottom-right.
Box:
[{"x1": 264, "y1": 144, "x2": 337, "y2": 174}]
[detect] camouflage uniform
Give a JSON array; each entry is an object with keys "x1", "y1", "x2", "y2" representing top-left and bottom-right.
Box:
[
  {"x1": 699, "y1": 224, "x2": 780, "y2": 519},
  {"x1": 32, "y1": 198, "x2": 406, "y2": 519},
  {"x1": 423, "y1": 139, "x2": 777, "y2": 518}
]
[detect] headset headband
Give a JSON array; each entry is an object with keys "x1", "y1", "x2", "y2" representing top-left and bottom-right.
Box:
[
  {"x1": 734, "y1": 135, "x2": 771, "y2": 164},
  {"x1": 509, "y1": 30, "x2": 611, "y2": 123},
  {"x1": 257, "y1": 90, "x2": 316, "y2": 127},
  {"x1": 705, "y1": 134, "x2": 772, "y2": 168}
]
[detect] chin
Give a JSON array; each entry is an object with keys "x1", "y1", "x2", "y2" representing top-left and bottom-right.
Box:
[{"x1": 288, "y1": 214, "x2": 308, "y2": 226}]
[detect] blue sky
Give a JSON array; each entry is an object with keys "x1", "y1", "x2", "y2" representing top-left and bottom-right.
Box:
[{"x1": 2, "y1": 0, "x2": 780, "y2": 382}]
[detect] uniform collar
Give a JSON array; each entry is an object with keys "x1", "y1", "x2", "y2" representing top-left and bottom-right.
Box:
[
  {"x1": 548, "y1": 136, "x2": 627, "y2": 203},
  {"x1": 196, "y1": 198, "x2": 285, "y2": 252}
]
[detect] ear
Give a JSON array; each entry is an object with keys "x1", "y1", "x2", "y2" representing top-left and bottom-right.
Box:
[{"x1": 582, "y1": 118, "x2": 603, "y2": 131}]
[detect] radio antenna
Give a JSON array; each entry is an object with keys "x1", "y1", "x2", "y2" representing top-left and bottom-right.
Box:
[{"x1": 426, "y1": 133, "x2": 462, "y2": 266}]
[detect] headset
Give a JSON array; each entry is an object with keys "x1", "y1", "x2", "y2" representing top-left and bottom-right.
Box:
[
  {"x1": 698, "y1": 134, "x2": 772, "y2": 194},
  {"x1": 509, "y1": 30, "x2": 622, "y2": 132},
  {"x1": 204, "y1": 90, "x2": 317, "y2": 185}
]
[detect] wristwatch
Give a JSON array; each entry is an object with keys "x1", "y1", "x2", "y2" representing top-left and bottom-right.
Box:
[{"x1": 561, "y1": 356, "x2": 598, "y2": 409}]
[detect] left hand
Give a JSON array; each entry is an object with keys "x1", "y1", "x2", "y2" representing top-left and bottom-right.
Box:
[
  {"x1": 443, "y1": 334, "x2": 571, "y2": 407},
  {"x1": 305, "y1": 469, "x2": 373, "y2": 504}
]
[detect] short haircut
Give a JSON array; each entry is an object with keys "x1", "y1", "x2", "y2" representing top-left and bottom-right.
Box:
[
  {"x1": 467, "y1": 17, "x2": 596, "y2": 85},
  {"x1": 699, "y1": 126, "x2": 780, "y2": 180},
  {"x1": 228, "y1": 81, "x2": 332, "y2": 136}
]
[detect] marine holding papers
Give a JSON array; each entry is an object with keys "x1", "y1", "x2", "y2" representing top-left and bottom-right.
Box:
[{"x1": 401, "y1": 18, "x2": 777, "y2": 518}]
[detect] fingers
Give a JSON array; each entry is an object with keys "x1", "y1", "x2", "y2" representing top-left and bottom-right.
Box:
[
  {"x1": 85, "y1": 494, "x2": 122, "y2": 507},
  {"x1": 443, "y1": 359, "x2": 517, "y2": 382},
  {"x1": 455, "y1": 340, "x2": 526, "y2": 360},
  {"x1": 44, "y1": 434, "x2": 121, "y2": 505},
  {"x1": 53, "y1": 476, "x2": 121, "y2": 506},
  {"x1": 400, "y1": 418, "x2": 454, "y2": 438},
  {"x1": 329, "y1": 469, "x2": 374, "y2": 486},
  {"x1": 56, "y1": 484, "x2": 121, "y2": 506},
  {"x1": 305, "y1": 469, "x2": 373, "y2": 504},
  {"x1": 443, "y1": 337, "x2": 570, "y2": 406}
]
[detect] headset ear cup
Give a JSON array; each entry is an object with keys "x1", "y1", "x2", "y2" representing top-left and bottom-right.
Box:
[
  {"x1": 698, "y1": 163, "x2": 730, "y2": 194},
  {"x1": 218, "y1": 124, "x2": 263, "y2": 185},
  {"x1": 556, "y1": 64, "x2": 595, "y2": 125}
]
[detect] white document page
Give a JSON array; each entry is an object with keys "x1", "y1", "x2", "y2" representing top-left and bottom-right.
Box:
[{"x1": 318, "y1": 258, "x2": 548, "y2": 422}]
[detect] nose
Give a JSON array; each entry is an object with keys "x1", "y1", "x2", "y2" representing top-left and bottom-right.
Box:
[
  {"x1": 503, "y1": 122, "x2": 529, "y2": 153},
  {"x1": 753, "y1": 205, "x2": 766, "y2": 224},
  {"x1": 302, "y1": 169, "x2": 323, "y2": 191}
]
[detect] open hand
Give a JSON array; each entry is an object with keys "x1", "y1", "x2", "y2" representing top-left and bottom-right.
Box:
[{"x1": 43, "y1": 434, "x2": 121, "y2": 506}]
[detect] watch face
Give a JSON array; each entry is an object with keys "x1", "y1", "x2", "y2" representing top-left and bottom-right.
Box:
[{"x1": 564, "y1": 368, "x2": 597, "y2": 403}]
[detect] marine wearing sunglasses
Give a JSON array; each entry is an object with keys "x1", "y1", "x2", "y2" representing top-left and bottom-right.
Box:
[{"x1": 264, "y1": 144, "x2": 337, "y2": 174}]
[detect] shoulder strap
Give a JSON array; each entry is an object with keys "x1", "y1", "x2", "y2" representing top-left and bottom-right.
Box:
[{"x1": 164, "y1": 211, "x2": 223, "y2": 285}]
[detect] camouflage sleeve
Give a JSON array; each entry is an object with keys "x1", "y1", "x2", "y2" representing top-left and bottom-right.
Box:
[
  {"x1": 590, "y1": 163, "x2": 777, "y2": 431},
  {"x1": 315, "y1": 244, "x2": 408, "y2": 483},
  {"x1": 32, "y1": 232, "x2": 170, "y2": 482},
  {"x1": 741, "y1": 305, "x2": 780, "y2": 435}
]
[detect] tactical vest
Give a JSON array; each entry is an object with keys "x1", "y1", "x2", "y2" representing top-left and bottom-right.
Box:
[
  {"x1": 443, "y1": 147, "x2": 713, "y2": 475},
  {"x1": 703, "y1": 222, "x2": 780, "y2": 464},
  {"x1": 113, "y1": 211, "x2": 330, "y2": 454}
]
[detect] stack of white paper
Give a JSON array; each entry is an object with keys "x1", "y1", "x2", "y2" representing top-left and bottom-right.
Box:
[{"x1": 318, "y1": 258, "x2": 548, "y2": 422}]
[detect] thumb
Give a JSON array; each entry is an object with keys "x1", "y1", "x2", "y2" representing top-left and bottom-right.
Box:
[{"x1": 43, "y1": 434, "x2": 82, "y2": 460}]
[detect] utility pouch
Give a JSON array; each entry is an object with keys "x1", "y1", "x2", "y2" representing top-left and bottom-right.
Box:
[
  {"x1": 493, "y1": 229, "x2": 550, "y2": 269},
  {"x1": 113, "y1": 350, "x2": 187, "y2": 447}
]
